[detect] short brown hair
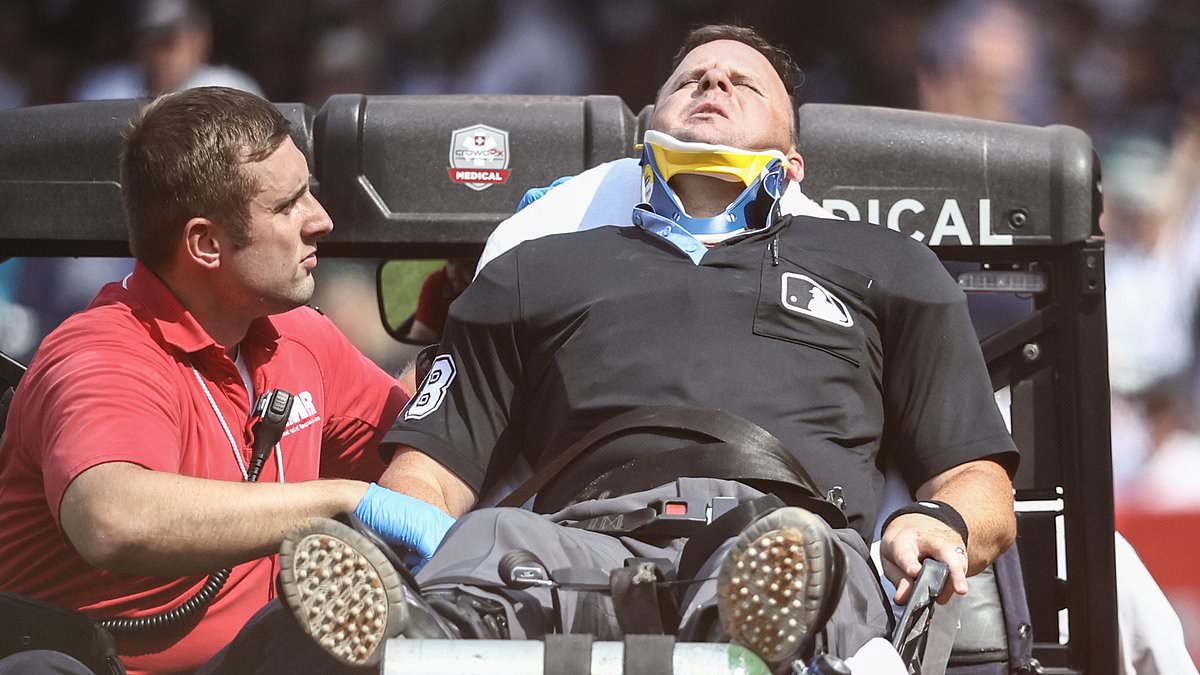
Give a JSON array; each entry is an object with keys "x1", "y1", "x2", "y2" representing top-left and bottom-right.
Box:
[
  {"x1": 668, "y1": 24, "x2": 802, "y2": 146},
  {"x1": 120, "y1": 86, "x2": 291, "y2": 271}
]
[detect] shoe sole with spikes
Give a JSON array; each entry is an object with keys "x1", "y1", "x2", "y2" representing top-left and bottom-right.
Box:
[
  {"x1": 279, "y1": 517, "x2": 409, "y2": 668},
  {"x1": 717, "y1": 506, "x2": 846, "y2": 671}
]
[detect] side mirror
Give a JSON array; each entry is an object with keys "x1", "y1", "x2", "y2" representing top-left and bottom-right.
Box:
[
  {"x1": 376, "y1": 259, "x2": 442, "y2": 346},
  {"x1": 376, "y1": 256, "x2": 479, "y2": 346}
]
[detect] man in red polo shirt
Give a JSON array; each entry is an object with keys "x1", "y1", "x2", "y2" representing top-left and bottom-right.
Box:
[
  {"x1": 0, "y1": 87, "x2": 452, "y2": 674},
  {"x1": 405, "y1": 257, "x2": 477, "y2": 344}
]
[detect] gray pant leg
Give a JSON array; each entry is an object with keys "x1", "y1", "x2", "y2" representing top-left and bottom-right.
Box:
[
  {"x1": 420, "y1": 478, "x2": 890, "y2": 658},
  {"x1": 416, "y1": 480, "x2": 744, "y2": 638},
  {"x1": 823, "y1": 529, "x2": 894, "y2": 656},
  {"x1": 416, "y1": 507, "x2": 641, "y2": 639}
]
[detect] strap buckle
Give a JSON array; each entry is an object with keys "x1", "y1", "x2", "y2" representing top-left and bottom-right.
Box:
[
  {"x1": 631, "y1": 498, "x2": 705, "y2": 538},
  {"x1": 568, "y1": 496, "x2": 743, "y2": 538},
  {"x1": 651, "y1": 496, "x2": 738, "y2": 525},
  {"x1": 644, "y1": 496, "x2": 743, "y2": 537}
]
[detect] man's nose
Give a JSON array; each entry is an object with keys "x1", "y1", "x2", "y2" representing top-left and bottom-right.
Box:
[
  {"x1": 697, "y1": 68, "x2": 733, "y2": 94},
  {"x1": 303, "y1": 194, "x2": 334, "y2": 239}
]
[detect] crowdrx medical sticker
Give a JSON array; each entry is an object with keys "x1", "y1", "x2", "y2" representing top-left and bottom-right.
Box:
[{"x1": 448, "y1": 124, "x2": 511, "y2": 191}]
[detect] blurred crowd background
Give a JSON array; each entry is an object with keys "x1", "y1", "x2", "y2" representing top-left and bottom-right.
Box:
[{"x1": 2, "y1": 0, "x2": 1200, "y2": 660}]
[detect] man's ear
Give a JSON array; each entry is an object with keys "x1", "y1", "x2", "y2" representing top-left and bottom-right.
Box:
[
  {"x1": 183, "y1": 217, "x2": 221, "y2": 270},
  {"x1": 785, "y1": 151, "x2": 805, "y2": 183}
]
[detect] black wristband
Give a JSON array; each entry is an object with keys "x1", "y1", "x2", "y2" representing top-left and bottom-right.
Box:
[{"x1": 881, "y1": 500, "x2": 969, "y2": 549}]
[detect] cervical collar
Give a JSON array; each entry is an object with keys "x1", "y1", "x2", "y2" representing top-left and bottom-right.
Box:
[{"x1": 636, "y1": 130, "x2": 788, "y2": 243}]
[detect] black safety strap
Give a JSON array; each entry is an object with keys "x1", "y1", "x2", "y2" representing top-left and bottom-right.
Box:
[
  {"x1": 544, "y1": 634, "x2": 594, "y2": 675},
  {"x1": 622, "y1": 634, "x2": 675, "y2": 675},
  {"x1": 574, "y1": 441, "x2": 846, "y2": 529},
  {"x1": 497, "y1": 406, "x2": 824, "y2": 512},
  {"x1": 610, "y1": 562, "x2": 680, "y2": 635}
]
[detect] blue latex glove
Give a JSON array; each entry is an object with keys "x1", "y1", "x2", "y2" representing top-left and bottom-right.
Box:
[
  {"x1": 354, "y1": 483, "x2": 455, "y2": 571},
  {"x1": 516, "y1": 175, "x2": 574, "y2": 211}
]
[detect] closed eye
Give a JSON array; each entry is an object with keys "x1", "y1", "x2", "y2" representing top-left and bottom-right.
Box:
[{"x1": 273, "y1": 185, "x2": 308, "y2": 214}]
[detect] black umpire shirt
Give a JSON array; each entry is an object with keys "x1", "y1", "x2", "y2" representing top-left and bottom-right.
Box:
[{"x1": 384, "y1": 214, "x2": 1019, "y2": 541}]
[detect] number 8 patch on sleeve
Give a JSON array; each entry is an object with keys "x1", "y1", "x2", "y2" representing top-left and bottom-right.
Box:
[{"x1": 404, "y1": 354, "x2": 456, "y2": 420}]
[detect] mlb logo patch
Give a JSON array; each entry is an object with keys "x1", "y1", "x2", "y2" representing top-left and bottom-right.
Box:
[{"x1": 780, "y1": 272, "x2": 854, "y2": 327}]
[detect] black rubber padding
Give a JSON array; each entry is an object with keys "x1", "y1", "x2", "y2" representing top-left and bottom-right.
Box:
[
  {"x1": 623, "y1": 634, "x2": 675, "y2": 675},
  {"x1": 544, "y1": 633, "x2": 595, "y2": 675}
]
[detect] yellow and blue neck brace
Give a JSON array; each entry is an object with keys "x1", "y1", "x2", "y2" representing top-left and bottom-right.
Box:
[{"x1": 636, "y1": 130, "x2": 788, "y2": 243}]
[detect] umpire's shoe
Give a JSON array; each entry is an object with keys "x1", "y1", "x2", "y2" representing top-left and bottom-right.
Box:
[
  {"x1": 717, "y1": 506, "x2": 846, "y2": 672},
  {"x1": 278, "y1": 514, "x2": 457, "y2": 668}
]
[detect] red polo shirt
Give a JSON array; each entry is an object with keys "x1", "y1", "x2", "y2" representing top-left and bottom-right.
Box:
[
  {"x1": 414, "y1": 267, "x2": 455, "y2": 337},
  {"x1": 0, "y1": 263, "x2": 409, "y2": 674}
]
